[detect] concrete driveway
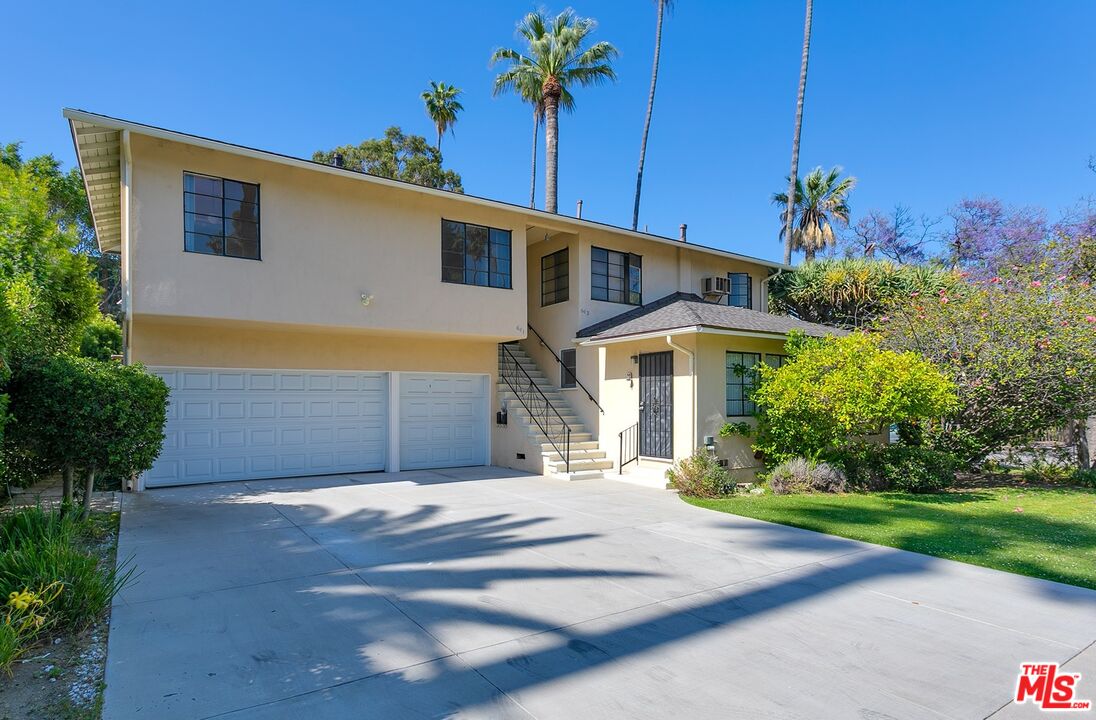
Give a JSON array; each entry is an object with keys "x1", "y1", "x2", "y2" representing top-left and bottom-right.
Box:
[{"x1": 105, "y1": 467, "x2": 1096, "y2": 719}]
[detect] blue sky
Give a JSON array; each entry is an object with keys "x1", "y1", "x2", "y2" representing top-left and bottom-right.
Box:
[{"x1": 5, "y1": 0, "x2": 1094, "y2": 262}]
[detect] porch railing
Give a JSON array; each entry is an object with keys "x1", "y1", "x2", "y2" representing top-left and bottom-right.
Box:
[
  {"x1": 498, "y1": 343, "x2": 572, "y2": 473},
  {"x1": 527, "y1": 323, "x2": 605, "y2": 414},
  {"x1": 619, "y1": 422, "x2": 639, "y2": 473}
]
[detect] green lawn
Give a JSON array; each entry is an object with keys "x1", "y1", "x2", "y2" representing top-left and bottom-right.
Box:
[{"x1": 685, "y1": 486, "x2": 1096, "y2": 590}]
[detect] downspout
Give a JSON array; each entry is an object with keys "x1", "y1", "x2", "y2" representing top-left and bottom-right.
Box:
[
  {"x1": 666, "y1": 335, "x2": 696, "y2": 454},
  {"x1": 120, "y1": 129, "x2": 133, "y2": 365}
]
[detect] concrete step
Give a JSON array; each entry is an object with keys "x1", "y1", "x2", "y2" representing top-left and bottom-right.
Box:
[
  {"x1": 542, "y1": 448, "x2": 607, "y2": 463},
  {"x1": 540, "y1": 440, "x2": 600, "y2": 452},
  {"x1": 547, "y1": 457, "x2": 614, "y2": 473}
]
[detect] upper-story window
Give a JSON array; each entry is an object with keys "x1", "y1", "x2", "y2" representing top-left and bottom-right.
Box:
[
  {"x1": 728, "y1": 272, "x2": 752, "y2": 308},
  {"x1": 183, "y1": 172, "x2": 260, "y2": 260},
  {"x1": 592, "y1": 247, "x2": 641, "y2": 305},
  {"x1": 441, "y1": 220, "x2": 512, "y2": 289},
  {"x1": 541, "y1": 248, "x2": 569, "y2": 306}
]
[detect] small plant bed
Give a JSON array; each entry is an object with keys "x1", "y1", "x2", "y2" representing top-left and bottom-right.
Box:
[
  {"x1": 684, "y1": 484, "x2": 1096, "y2": 590},
  {"x1": 0, "y1": 507, "x2": 129, "y2": 720}
]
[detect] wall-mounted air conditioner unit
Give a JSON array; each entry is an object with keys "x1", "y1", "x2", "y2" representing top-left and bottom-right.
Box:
[{"x1": 702, "y1": 276, "x2": 730, "y2": 296}]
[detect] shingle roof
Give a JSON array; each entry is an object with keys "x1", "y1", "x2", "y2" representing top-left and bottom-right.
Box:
[{"x1": 576, "y1": 292, "x2": 842, "y2": 340}]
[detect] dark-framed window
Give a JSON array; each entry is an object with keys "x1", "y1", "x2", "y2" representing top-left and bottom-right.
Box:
[
  {"x1": 560, "y1": 348, "x2": 577, "y2": 389},
  {"x1": 728, "y1": 272, "x2": 752, "y2": 308},
  {"x1": 726, "y1": 351, "x2": 761, "y2": 417},
  {"x1": 541, "y1": 248, "x2": 569, "y2": 306},
  {"x1": 441, "y1": 219, "x2": 511, "y2": 289},
  {"x1": 592, "y1": 247, "x2": 641, "y2": 305},
  {"x1": 184, "y1": 172, "x2": 260, "y2": 259},
  {"x1": 764, "y1": 354, "x2": 790, "y2": 370}
]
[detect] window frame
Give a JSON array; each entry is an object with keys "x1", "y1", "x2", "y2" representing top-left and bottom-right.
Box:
[
  {"x1": 764, "y1": 354, "x2": 790, "y2": 370},
  {"x1": 560, "y1": 348, "x2": 577, "y2": 389},
  {"x1": 182, "y1": 171, "x2": 261, "y2": 261},
  {"x1": 541, "y1": 248, "x2": 570, "y2": 306},
  {"x1": 725, "y1": 351, "x2": 762, "y2": 417},
  {"x1": 591, "y1": 246, "x2": 642, "y2": 305},
  {"x1": 727, "y1": 272, "x2": 752, "y2": 309},
  {"x1": 440, "y1": 219, "x2": 512, "y2": 290}
]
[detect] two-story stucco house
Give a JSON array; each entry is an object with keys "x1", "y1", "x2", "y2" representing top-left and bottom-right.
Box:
[{"x1": 66, "y1": 109, "x2": 836, "y2": 489}]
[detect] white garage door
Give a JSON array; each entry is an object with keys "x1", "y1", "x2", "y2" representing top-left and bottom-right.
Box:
[
  {"x1": 146, "y1": 368, "x2": 388, "y2": 487},
  {"x1": 399, "y1": 373, "x2": 488, "y2": 471}
]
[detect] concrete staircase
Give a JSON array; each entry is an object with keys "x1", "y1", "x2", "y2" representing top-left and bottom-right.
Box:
[{"x1": 497, "y1": 342, "x2": 611, "y2": 480}]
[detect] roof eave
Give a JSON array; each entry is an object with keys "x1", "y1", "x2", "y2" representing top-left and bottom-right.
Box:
[{"x1": 576, "y1": 324, "x2": 801, "y2": 346}]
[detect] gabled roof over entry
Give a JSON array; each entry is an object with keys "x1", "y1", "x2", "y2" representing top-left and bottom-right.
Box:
[{"x1": 576, "y1": 292, "x2": 841, "y2": 343}]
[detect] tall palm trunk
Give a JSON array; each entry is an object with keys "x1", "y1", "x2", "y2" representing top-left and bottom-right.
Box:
[
  {"x1": 783, "y1": 0, "x2": 814, "y2": 265},
  {"x1": 633, "y1": 0, "x2": 666, "y2": 231},
  {"x1": 543, "y1": 79, "x2": 561, "y2": 213},
  {"x1": 529, "y1": 111, "x2": 539, "y2": 209},
  {"x1": 436, "y1": 127, "x2": 442, "y2": 154}
]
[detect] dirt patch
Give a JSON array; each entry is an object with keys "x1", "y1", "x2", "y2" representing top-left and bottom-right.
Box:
[{"x1": 0, "y1": 621, "x2": 107, "y2": 720}]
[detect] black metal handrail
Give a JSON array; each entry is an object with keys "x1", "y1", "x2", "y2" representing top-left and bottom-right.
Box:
[
  {"x1": 527, "y1": 323, "x2": 605, "y2": 414},
  {"x1": 619, "y1": 422, "x2": 639, "y2": 473},
  {"x1": 499, "y1": 343, "x2": 572, "y2": 473}
]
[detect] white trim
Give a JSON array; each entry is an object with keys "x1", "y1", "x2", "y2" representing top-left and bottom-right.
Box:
[
  {"x1": 576, "y1": 325, "x2": 800, "y2": 347},
  {"x1": 61, "y1": 108, "x2": 790, "y2": 272},
  {"x1": 387, "y1": 372, "x2": 401, "y2": 473},
  {"x1": 120, "y1": 129, "x2": 133, "y2": 364}
]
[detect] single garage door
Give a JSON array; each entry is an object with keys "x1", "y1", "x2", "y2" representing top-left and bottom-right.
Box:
[
  {"x1": 399, "y1": 373, "x2": 488, "y2": 470},
  {"x1": 146, "y1": 368, "x2": 388, "y2": 487}
]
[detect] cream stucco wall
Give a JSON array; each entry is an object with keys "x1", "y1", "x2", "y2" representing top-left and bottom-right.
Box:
[
  {"x1": 695, "y1": 332, "x2": 788, "y2": 477},
  {"x1": 128, "y1": 134, "x2": 527, "y2": 341},
  {"x1": 523, "y1": 228, "x2": 779, "y2": 448}
]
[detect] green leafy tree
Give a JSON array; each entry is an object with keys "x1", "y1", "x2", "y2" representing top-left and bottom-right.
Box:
[
  {"x1": 313, "y1": 127, "x2": 463, "y2": 192},
  {"x1": 769, "y1": 258, "x2": 961, "y2": 329},
  {"x1": 8, "y1": 357, "x2": 168, "y2": 517},
  {"x1": 420, "y1": 82, "x2": 464, "y2": 154},
  {"x1": 2, "y1": 142, "x2": 120, "y2": 315},
  {"x1": 491, "y1": 9, "x2": 618, "y2": 213},
  {"x1": 0, "y1": 158, "x2": 101, "y2": 365},
  {"x1": 752, "y1": 331, "x2": 958, "y2": 464},
  {"x1": 878, "y1": 262, "x2": 1096, "y2": 466},
  {"x1": 773, "y1": 166, "x2": 857, "y2": 262}
]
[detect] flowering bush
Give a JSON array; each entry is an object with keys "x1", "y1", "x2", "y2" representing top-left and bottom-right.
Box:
[
  {"x1": 0, "y1": 581, "x2": 62, "y2": 674},
  {"x1": 767, "y1": 457, "x2": 847, "y2": 495},
  {"x1": 879, "y1": 261, "x2": 1096, "y2": 465}
]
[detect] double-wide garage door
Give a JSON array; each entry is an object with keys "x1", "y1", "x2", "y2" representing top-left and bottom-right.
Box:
[{"x1": 145, "y1": 368, "x2": 487, "y2": 487}]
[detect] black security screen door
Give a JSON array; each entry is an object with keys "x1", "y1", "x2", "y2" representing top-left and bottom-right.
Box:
[{"x1": 639, "y1": 351, "x2": 673, "y2": 459}]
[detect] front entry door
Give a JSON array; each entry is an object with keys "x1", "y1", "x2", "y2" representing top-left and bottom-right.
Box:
[{"x1": 639, "y1": 351, "x2": 673, "y2": 459}]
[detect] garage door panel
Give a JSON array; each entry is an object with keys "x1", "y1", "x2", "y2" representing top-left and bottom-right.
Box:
[
  {"x1": 399, "y1": 374, "x2": 487, "y2": 471},
  {"x1": 147, "y1": 368, "x2": 388, "y2": 487}
]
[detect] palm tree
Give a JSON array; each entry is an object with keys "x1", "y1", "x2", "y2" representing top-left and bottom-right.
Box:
[
  {"x1": 633, "y1": 0, "x2": 673, "y2": 231},
  {"x1": 491, "y1": 9, "x2": 618, "y2": 214},
  {"x1": 772, "y1": 166, "x2": 857, "y2": 262},
  {"x1": 783, "y1": 0, "x2": 814, "y2": 265},
  {"x1": 421, "y1": 81, "x2": 464, "y2": 154}
]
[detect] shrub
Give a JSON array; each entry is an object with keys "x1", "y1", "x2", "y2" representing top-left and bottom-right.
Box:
[
  {"x1": 839, "y1": 444, "x2": 958, "y2": 493},
  {"x1": 1072, "y1": 468, "x2": 1096, "y2": 488},
  {"x1": 1021, "y1": 456, "x2": 1075, "y2": 484},
  {"x1": 7, "y1": 357, "x2": 168, "y2": 516},
  {"x1": 0, "y1": 582, "x2": 63, "y2": 675},
  {"x1": 767, "y1": 458, "x2": 847, "y2": 495},
  {"x1": 752, "y1": 332, "x2": 958, "y2": 465},
  {"x1": 666, "y1": 448, "x2": 732, "y2": 498},
  {"x1": 78, "y1": 314, "x2": 122, "y2": 361}
]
